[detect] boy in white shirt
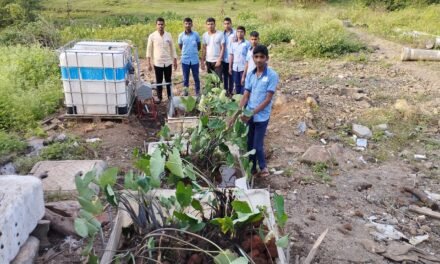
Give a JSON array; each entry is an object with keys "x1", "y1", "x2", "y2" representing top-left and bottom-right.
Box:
[{"x1": 201, "y1": 17, "x2": 225, "y2": 78}]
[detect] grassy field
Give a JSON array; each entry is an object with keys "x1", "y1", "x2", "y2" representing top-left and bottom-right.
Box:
[{"x1": 0, "y1": 0, "x2": 439, "y2": 157}]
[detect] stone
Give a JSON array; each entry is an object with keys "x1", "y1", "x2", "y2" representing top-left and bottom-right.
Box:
[
  {"x1": 30, "y1": 160, "x2": 107, "y2": 194},
  {"x1": 306, "y1": 129, "x2": 318, "y2": 136},
  {"x1": 374, "y1": 124, "x2": 388, "y2": 131},
  {"x1": 352, "y1": 124, "x2": 372, "y2": 139},
  {"x1": 285, "y1": 145, "x2": 305, "y2": 154},
  {"x1": 300, "y1": 145, "x2": 332, "y2": 165},
  {"x1": 306, "y1": 96, "x2": 318, "y2": 108},
  {"x1": 55, "y1": 133, "x2": 67, "y2": 142},
  {"x1": 104, "y1": 121, "x2": 114, "y2": 129},
  {"x1": 0, "y1": 176, "x2": 45, "y2": 263},
  {"x1": 10, "y1": 236, "x2": 40, "y2": 264},
  {"x1": 274, "y1": 95, "x2": 287, "y2": 108},
  {"x1": 30, "y1": 220, "x2": 50, "y2": 250},
  {"x1": 44, "y1": 201, "x2": 80, "y2": 237},
  {"x1": 84, "y1": 126, "x2": 95, "y2": 133},
  {"x1": 353, "y1": 93, "x2": 368, "y2": 101}
]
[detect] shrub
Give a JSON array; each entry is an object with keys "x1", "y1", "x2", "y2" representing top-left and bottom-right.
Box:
[
  {"x1": 0, "y1": 45, "x2": 62, "y2": 132},
  {"x1": 0, "y1": 130, "x2": 27, "y2": 156}
]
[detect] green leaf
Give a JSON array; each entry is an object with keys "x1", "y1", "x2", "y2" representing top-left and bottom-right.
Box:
[
  {"x1": 226, "y1": 153, "x2": 235, "y2": 167},
  {"x1": 147, "y1": 237, "x2": 155, "y2": 249},
  {"x1": 124, "y1": 170, "x2": 137, "y2": 190},
  {"x1": 88, "y1": 253, "x2": 98, "y2": 264},
  {"x1": 233, "y1": 212, "x2": 263, "y2": 225},
  {"x1": 83, "y1": 170, "x2": 96, "y2": 185},
  {"x1": 176, "y1": 181, "x2": 192, "y2": 207},
  {"x1": 104, "y1": 184, "x2": 118, "y2": 206},
  {"x1": 159, "y1": 125, "x2": 170, "y2": 140},
  {"x1": 173, "y1": 211, "x2": 206, "y2": 232},
  {"x1": 231, "y1": 200, "x2": 252, "y2": 214},
  {"x1": 75, "y1": 176, "x2": 94, "y2": 200},
  {"x1": 211, "y1": 217, "x2": 234, "y2": 234},
  {"x1": 98, "y1": 167, "x2": 118, "y2": 188},
  {"x1": 191, "y1": 199, "x2": 203, "y2": 213},
  {"x1": 224, "y1": 102, "x2": 239, "y2": 112},
  {"x1": 231, "y1": 258, "x2": 249, "y2": 264},
  {"x1": 135, "y1": 158, "x2": 150, "y2": 174},
  {"x1": 183, "y1": 164, "x2": 196, "y2": 180},
  {"x1": 136, "y1": 176, "x2": 151, "y2": 191},
  {"x1": 274, "y1": 194, "x2": 288, "y2": 228},
  {"x1": 200, "y1": 115, "x2": 209, "y2": 127},
  {"x1": 214, "y1": 250, "x2": 241, "y2": 264},
  {"x1": 86, "y1": 221, "x2": 99, "y2": 236},
  {"x1": 79, "y1": 210, "x2": 101, "y2": 229},
  {"x1": 166, "y1": 148, "x2": 184, "y2": 177},
  {"x1": 276, "y1": 235, "x2": 289, "y2": 248},
  {"x1": 74, "y1": 218, "x2": 88, "y2": 238},
  {"x1": 208, "y1": 118, "x2": 226, "y2": 130},
  {"x1": 78, "y1": 196, "x2": 104, "y2": 215},
  {"x1": 150, "y1": 148, "x2": 165, "y2": 187},
  {"x1": 243, "y1": 109, "x2": 254, "y2": 117},
  {"x1": 181, "y1": 96, "x2": 197, "y2": 112}
]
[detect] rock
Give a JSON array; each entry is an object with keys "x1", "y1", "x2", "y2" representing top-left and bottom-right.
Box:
[
  {"x1": 424, "y1": 162, "x2": 434, "y2": 170},
  {"x1": 30, "y1": 220, "x2": 51, "y2": 250},
  {"x1": 399, "y1": 149, "x2": 411, "y2": 158},
  {"x1": 11, "y1": 236, "x2": 40, "y2": 264},
  {"x1": 0, "y1": 176, "x2": 45, "y2": 263},
  {"x1": 384, "y1": 131, "x2": 394, "y2": 137},
  {"x1": 55, "y1": 133, "x2": 67, "y2": 142},
  {"x1": 104, "y1": 121, "x2": 115, "y2": 129},
  {"x1": 374, "y1": 124, "x2": 388, "y2": 131},
  {"x1": 353, "y1": 93, "x2": 368, "y2": 101},
  {"x1": 274, "y1": 95, "x2": 287, "y2": 108},
  {"x1": 84, "y1": 126, "x2": 95, "y2": 133},
  {"x1": 394, "y1": 99, "x2": 410, "y2": 113},
  {"x1": 44, "y1": 201, "x2": 80, "y2": 237},
  {"x1": 352, "y1": 124, "x2": 372, "y2": 139},
  {"x1": 285, "y1": 145, "x2": 305, "y2": 154},
  {"x1": 300, "y1": 145, "x2": 332, "y2": 165}
]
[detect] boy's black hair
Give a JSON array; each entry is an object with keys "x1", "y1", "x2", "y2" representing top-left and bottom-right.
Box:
[
  {"x1": 236, "y1": 26, "x2": 246, "y2": 33},
  {"x1": 183, "y1": 17, "x2": 192, "y2": 23},
  {"x1": 253, "y1": 45, "x2": 269, "y2": 57},
  {"x1": 156, "y1": 17, "x2": 165, "y2": 24},
  {"x1": 224, "y1": 17, "x2": 232, "y2": 23},
  {"x1": 206, "y1": 17, "x2": 216, "y2": 23},
  {"x1": 250, "y1": 31, "x2": 259, "y2": 38}
]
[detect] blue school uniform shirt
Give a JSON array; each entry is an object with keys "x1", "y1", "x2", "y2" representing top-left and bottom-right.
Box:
[
  {"x1": 230, "y1": 39, "x2": 250, "y2": 72},
  {"x1": 245, "y1": 66, "x2": 279, "y2": 122},
  {"x1": 223, "y1": 29, "x2": 235, "y2": 63},
  {"x1": 178, "y1": 31, "x2": 201, "y2": 65}
]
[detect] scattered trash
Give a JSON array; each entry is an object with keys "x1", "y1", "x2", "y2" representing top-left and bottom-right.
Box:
[
  {"x1": 358, "y1": 156, "x2": 368, "y2": 164},
  {"x1": 409, "y1": 234, "x2": 429, "y2": 246},
  {"x1": 402, "y1": 186, "x2": 440, "y2": 210},
  {"x1": 320, "y1": 138, "x2": 327, "y2": 145},
  {"x1": 55, "y1": 133, "x2": 67, "y2": 142},
  {"x1": 273, "y1": 170, "x2": 284, "y2": 175},
  {"x1": 356, "y1": 138, "x2": 368, "y2": 148},
  {"x1": 414, "y1": 154, "x2": 427, "y2": 161},
  {"x1": 86, "y1": 138, "x2": 101, "y2": 143},
  {"x1": 297, "y1": 121, "x2": 307, "y2": 134},
  {"x1": 367, "y1": 217, "x2": 407, "y2": 241},
  {"x1": 384, "y1": 131, "x2": 394, "y2": 137},
  {"x1": 425, "y1": 190, "x2": 440, "y2": 201}
]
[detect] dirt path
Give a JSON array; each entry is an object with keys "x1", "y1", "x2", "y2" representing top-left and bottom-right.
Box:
[
  {"x1": 347, "y1": 27, "x2": 440, "y2": 88},
  {"x1": 261, "y1": 29, "x2": 440, "y2": 263}
]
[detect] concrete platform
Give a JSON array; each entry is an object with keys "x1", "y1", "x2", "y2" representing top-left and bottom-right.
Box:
[
  {"x1": 30, "y1": 160, "x2": 106, "y2": 193},
  {"x1": 0, "y1": 176, "x2": 45, "y2": 263}
]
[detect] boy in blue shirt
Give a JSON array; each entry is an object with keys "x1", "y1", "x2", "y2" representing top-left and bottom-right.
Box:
[
  {"x1": 228, "y1": 26, "x2": 250, "y2": 95},
  {"x1": 240, "y1": 45, "x2": 279, "y2": 177},
  {"x1": 178, "y1": 17, "x2": 201, "y2": 96}
]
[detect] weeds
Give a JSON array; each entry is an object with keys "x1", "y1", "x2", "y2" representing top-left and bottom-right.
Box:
[
  {"x1": 0, "y1": 131, "x2": 27, "y2": 156},
  {"x1": 312, "y1": 162, "x2": 332, "y2": 183}
]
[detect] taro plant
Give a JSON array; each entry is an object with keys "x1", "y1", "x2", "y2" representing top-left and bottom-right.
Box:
[{"x1": 74, "y1": 147, "x2": 289, "y2": 263}]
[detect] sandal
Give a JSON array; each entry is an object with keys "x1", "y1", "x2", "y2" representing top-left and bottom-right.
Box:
[{"x1": 259, "y1": 168, "x2": 270, "y2": 178}]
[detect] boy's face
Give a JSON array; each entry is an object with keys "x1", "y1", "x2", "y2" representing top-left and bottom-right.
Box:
[
  {"x1": 156, "y1": 21, "x2": 165, "y2": 32},
  {"x1": 253, "y1": 53, "x2": 268, "y2": 68},
  {"x1": 236, "y1": 29, "x2": 245, "y2": 40},
  {"x1": 184, "y1": 21, "x2": 192, "y2": 31},
  {"x1": 206, "y1": 21, "x2": 215, "y2": 32},
  {"x1": 250, "y1": 36, "x2": 259, "y2": 46},
  {"x1": 223, "y1": 20, "x2": 232, "y2": 31}
]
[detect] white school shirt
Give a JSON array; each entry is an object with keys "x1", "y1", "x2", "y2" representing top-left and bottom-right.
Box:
[{"x1": 202, "y1": 31, "x2": 225, "y2": 63}]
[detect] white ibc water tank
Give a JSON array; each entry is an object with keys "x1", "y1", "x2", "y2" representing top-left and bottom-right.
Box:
[{"x1": 59, "y1": 41, "x2": 135, "y2": 115}]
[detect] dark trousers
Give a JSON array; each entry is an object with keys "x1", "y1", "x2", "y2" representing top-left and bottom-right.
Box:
[
  {"x1": 232, "y1": 70, "x2": 244, "y2": 95},
  {"x1": 222, "y1": 62, "x2": 233, "y2": 94},
  {"x1": 206, "y1": 61, "x2": 222, "y2": 79},
  {"x1": 182, "y1": 63, "x2": 200, "y2": 95},
  {"x1": 247, "y1": 117, "x2": 269, "y2": 172},
  {"x1": 154, "y1": 65, "x2": 172, "y2": 100}
]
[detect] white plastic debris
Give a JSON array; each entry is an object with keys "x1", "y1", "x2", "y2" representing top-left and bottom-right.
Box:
[
  {"x1": 414, "y1": 154, "x2": 427, "y2": 161},
  {"x1": 409, "y1": 234, "x2": 429, "y2": 246},
  {"x1": 356, "y1": 138, "x2": 368, "y2": 148},
  {"x1": 86, "y1": 138, "x2": 101, "y2": 143}
]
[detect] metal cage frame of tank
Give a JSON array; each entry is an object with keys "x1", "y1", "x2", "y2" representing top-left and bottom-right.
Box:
[{"x1": 57, "y1": 40, "x2": 140, "y2": 118}]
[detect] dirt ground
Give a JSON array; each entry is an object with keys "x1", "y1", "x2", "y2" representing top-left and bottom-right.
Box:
[{"x1": 38, "y1": 27, "x2": 440, "y2": 263}]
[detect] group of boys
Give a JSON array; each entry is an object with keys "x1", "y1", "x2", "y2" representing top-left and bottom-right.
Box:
[{"x1": 146, "y1": 17, "x2": 278, "y2": 177}]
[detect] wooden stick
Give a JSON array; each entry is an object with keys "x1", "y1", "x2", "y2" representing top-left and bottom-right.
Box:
[
  {"x1": 303, "y1": 228, "x2": 329, "y2": 264},
  {"x1": 408, "y1": 205, "x2": 440, "y2": 220},
  {"x1": 402, "y1": 187, "x2": 440, "y2": 211}
]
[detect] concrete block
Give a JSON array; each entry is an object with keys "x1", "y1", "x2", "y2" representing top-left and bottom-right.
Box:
[
  {"x1": 0, "y1": 176, "x2": 44, "y2": 263},
  {"x1": 30, "y1": 160, "x2": 106, "y2": 193}
]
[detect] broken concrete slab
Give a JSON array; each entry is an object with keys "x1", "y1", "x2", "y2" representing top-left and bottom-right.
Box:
[
  {"x1": 10, "y1": 236, "x2": 39, "y2": 264},
  {"x1": 0, "y1": 176, "x2": 45, "y2": 263},
  {"x1": 30, "y1": 160, "x2": 106, "y2": 193},
  {"x1": 300, "y1": 145, "x2": 332, "y2": 165}
]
